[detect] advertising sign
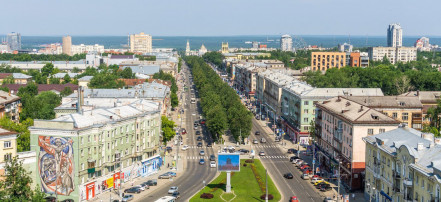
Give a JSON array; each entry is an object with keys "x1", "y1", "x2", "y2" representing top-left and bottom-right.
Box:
[{"x1": 217, "y1": 153, "x2": 240, "y2": 172}]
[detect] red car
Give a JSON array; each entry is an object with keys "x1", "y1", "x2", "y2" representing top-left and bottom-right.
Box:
[
  {"x1": 181, "y1": 128, "x2": 187, "y2": 135},
  {"x1": 300, "y1": 165, "x2": 310, "y2": 170},
  {"x1": 200, "y1": 120, "x2": 206, "y2": 125},
  {"x1": 303, "y1": 169, "x2": 313, "y2": 175},
  {"x1": 290, "y1": 196, "x2": 299, "y2": 202}
]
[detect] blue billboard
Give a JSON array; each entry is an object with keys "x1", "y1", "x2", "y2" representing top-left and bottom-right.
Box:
[{"x1": 217, "y1": 153, "x2": 240, "y2": 172}]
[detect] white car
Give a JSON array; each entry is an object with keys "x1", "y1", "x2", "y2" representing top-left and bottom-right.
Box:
[
  {"x1": 210, "y1": 161, "x2": 216, "y2": 168},
  {"x1": 133, "y1": 185, "x2": 145, "y2": 191},
  {"x1": 259, "y1": 151, "x2": 265, "y2": 156},
  {"x1": 168, "y1": 186, "x2": 178, "y2": 194},
  {"x1": 182, "y1": 145, "x2": 189, "y2": 151}
]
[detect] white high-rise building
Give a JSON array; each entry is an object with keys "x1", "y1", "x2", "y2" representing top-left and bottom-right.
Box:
[
  {"x1": 185, "y1": 40, "x2": 190, "y2": 56},
  {"x1": 129, "y1": 32, "x2": 152, "y2": 53},
  {"x1": 280, "y1": 34, "x2": 293, "y2": 52},
  {"x1": 387, "y1": 23, "x2": 403, "y2": 47}
]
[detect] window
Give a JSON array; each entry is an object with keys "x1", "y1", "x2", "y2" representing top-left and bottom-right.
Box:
[
  {"x1": 81, "y1": 163, "x2": 84, "y2": 170},
  {"x1": 304, "y1": 126, "x2": 309, "y2": 131},
  {"x1": 379, "y1": 128, "x2": 385, "y2": 133},
  {"x1": 120, "y1": 138, "x2": 123, "y2": 144},
  {"x1": 402, "y1": 113, "x2": 409, "y2": 121},
  {"x1": 368, "y1": 129, "x2": 374, "y2": 135},
  {"x1": 4, "y1": 141, "x2": 11, "y2": 148},
  {"x1": 304, "y1": 101, "x2": 309, "y2": 105},
  {"x1": 81, "y1": 149, "x2": 84, "y2": 156},
  {"x1": 304, "y1": 109, "x2": 309, "y2": 114},
  {"x1": 88, "y1": 135, "x2": 91, "y2": 142},
  {"x1": 81, "y1": 137, "x2": 84, "y2": 144},
  {"x1": 392, "y1": 112, "x2": 398, "y2": 119},
  {"x1": 4, "y1": 153, "x2": 11, "y2": 161},
  {"x1": 304, "y1": 118, "x2": 309, "y2": 123}
]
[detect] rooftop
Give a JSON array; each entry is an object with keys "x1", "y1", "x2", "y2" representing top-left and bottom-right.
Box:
[
  {"x1": 401, "y1": 91, "x2": 441, "y2": 104},
  {"x1": 122, "y1": 65, "x2": 160, "y2": 75},
  {"x1": 346, "y1": 96, "x2": 422, "y2": 108},
  {"x1": 65, "y1": 82, "x2": 169, "y2": 99},
  {"x1": 316, "y1": 96, "x2": 400, "y2": 124},
  {"x1": 3, "y1": 84, "x2": 79, "y2": 95},
  {"x1": 0, "y1": 127, "x2": 17, "y2": 137},
  {"x1": 78, "y1": 76, "x2": 93, "y2": 81},
  {"x1": 0, "y1": 90, "x2": 20, "y2": 104},
  {"x1": 53, "y1": 73, "x2": 79, "y2": 79}
]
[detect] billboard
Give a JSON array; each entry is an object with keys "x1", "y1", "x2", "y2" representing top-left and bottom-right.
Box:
[{"x1": 217, "y1": 153, "x2": 240, "y2": 172}]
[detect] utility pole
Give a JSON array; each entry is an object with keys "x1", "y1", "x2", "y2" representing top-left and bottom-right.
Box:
[{"x1": 265, "y1": 169, "x2": 268, "y2": 202}]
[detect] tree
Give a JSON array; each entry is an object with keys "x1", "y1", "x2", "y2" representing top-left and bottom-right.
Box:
[
  {"x1": 171, "y1": 92, "x2": 179, "y2": 108},
  {"x1": 0, "y1": 86, "x2": 9, "y2": 92},
  {"x1": 49, "y1": 77, "x2": 60, "y2": 84},
  {"x1": 72, "y1": 67, "x2": 80, "y2": 73},
  {"x1": 60, "y1": 86, "x2": 73, "y2": 97},
  {"x1": 41, "y1": 63, "x2": 55, "y2": 77},
  {"x1": 0, "y1": 156, "x2": 45, "y2": 201},
  {"x1": 17, "y1": 82, "x2": 38, "y2": 97},
  {"x1": 161, "y1": 116, "x2": 176, "y2": 144},
  {"x1": 119, "y1": 68, "x2": 135, "y2": 79},
  {"x1": 0, "y1": 116, "x2": 33, "y2": 152},
  {"x1": 2, "y1": 75, "x2": 15, "y2": 85},
  {"x1": 309, "y1": 120, "x2": 317, "y2": 141},
  {"x1": 63, "y1": 74, "x2": 72, "y2": 84}
]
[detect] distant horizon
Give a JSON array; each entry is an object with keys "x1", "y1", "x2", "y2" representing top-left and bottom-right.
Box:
[{"x1": 2, "y1": 34, "x2": 441, "y2": 38}]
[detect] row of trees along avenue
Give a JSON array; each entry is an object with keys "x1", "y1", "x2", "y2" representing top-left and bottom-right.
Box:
[{"x1": 185, "y1": 56, "x2": 252, "y2": 142}]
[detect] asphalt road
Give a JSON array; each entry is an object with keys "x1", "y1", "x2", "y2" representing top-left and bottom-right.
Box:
[{"x1": 140, "y1": 62, "x2": 217, "y2": 201}]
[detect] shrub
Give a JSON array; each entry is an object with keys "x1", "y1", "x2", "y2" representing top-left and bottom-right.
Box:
[
  {"x1": 243, "y1": 163, "x2": 247, "y2": 167},
  {"x1": 260, "y1": 194, "x2": 274, "y2": 200},
  {"x1": 200, "y1": 193, "x2": 214, "y2": 199},
  {"x1": 245, "y1": 159, "x2": 254, "y2": 163}
]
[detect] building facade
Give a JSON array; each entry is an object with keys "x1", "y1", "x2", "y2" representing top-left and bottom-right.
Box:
[
  {"x1": 363, "y1": 127, "x2": 441, "y2": 202},
  {"x1": 368, "y1": 47, "x2": 417, "y2": 64},
  {"x1": 71, "y1": 44, "x2": 105, "y2": 55},
  {"x1": 129, "y1": 33, "x2": 152, "y2": 53},
  {"x1": 315, "y1": 96, "x2": 399, "y2": 190},
  {"x1": 62, "y1": 36, "x2": 73, "y2": 56},
  {"x1": 0, "y1": 90, "x2": 21, "y2": 123},
  {"x1": 311, "y1": 52, "x2": 346, "y2": 71},
  {"x1": 387, "y1": 23, "x2": 403, "y2": 48},
  {"x1": 280, "y1": 35, "x2": 293, "y2": 52},
  {"x1": 30, "y1": 100, "x2": 162, "y2": 201},
  {"x1": 7, "y1": 32, "x2": 21, "y2": 51}
]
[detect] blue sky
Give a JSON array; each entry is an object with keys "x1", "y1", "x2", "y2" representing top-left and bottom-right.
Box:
[{"x1": 1, "y1": 0, "x2": 439, "y2": 36}]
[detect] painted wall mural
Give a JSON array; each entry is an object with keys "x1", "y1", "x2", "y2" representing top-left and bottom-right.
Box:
[{"x1": 38, "y1": 136, "x2": 75, "y2": 196}]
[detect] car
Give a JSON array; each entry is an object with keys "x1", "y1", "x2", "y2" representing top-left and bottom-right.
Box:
[
  {"x1": 133, "y1": 185, "x2": 146, "y2": 191},
  {"x1": 293, "y1": 159, "x2": 303, "y2": 164},
  {"x1": 274, "y1": 136, "x2": 281, "y2": 142},
  {"x1": 315, "y1": 181, "x2": 329, "y2": 187},
  {"x1": 210, "y1": 154, "x2": 216, "y2": 161},
  {"x1": 253, "y1": 139, "x2": 259, "y2": 144},
  {"x1": 158, "y1": 174, "x2": 172, "y2": 179},
  {"x1": 207, "y1": 143, "x2": 212, "y2": 147},
  {"x1": 197, "y1": 142, "x2": 203, "y2": 147},
  {"x1": 122, "y1": 194, "x2": 134, "y2": 202},
  {"x1": 168, "y1": 186, "x2": 178, "y2": 194},
  {"x1": 200, "y1": 119, "x2": 206, "y2": 125},
  {"x1": 199, "y1": 150, "x2": 205, "y2": 156},
  {"x1": 172, "y1": 191, "x2": 181, "y2": 199},
  {"x1": 290, "y1": 196, "x2": 299, "y2": 202},
  {"x1": 146, "y1": 179, "x2": 157, "y2": 186},
  {"x1": 239, "y1": 149, "x2": 249, "y2": 154},
  {"x1": 289, "y1": 156, "x2": 300, "y2": 162},
  {"x1": 260, "y1": 138, "x2": 267, "y2": 143},
  {"x1": 196, "y1": 131, "x2": 201, "y2": 135},
  {"x1": 197, "y1": 136, "x2": 203, "y2": 141},
  {"x1": 255, "y1": 115, "x2": 260, "y2": 120},
  {"x1": 182, "y1": 145, "x2": 189, "y2": 151},
  {"x1": 259, "y1": 151, "x2": 265, "y2": 156},
  {"x1": 320, "y1": 184, "x2": 332, "y2": 192},
  {"x1": 44, "y1": 197, "x2": 57, "y2": 202},
  {"x1": 166, "y1": 147, "x2": 172, "y2": 152},
  {"x1": 301, "y1": 173, "x2": 310, "y2": 180},
  {"x1": 255, "y1": 131, "x2": 261, "y2": 135},
  {"x1": 323, "y1": 197, "x2": 335, "y2": 202},
  {"x1": 300, "y1": 165, "x2": 310, "y2": 170},
  {"x1": 287, "y1": 149, "x2": 296, "y2": 154},
  {"x1": 194, "y1": 125, "x2": 198, "y2": 130},
  {"x1": 210, "y1": 161, "x2": 216, "y2": 168},
  {"x1": 199, "y1": 158, "x2": 205, "y2": 165},
  {"x1": 61, "y1": 200, "x2": 75, "y2": 202},
  {"x1": 124, "y1": 187, "x2": 141, "y2": 193},
  {"x1": 311, "y1": 177, "x2": 324, "y2": 184},
  {"x1": 165, "y1": 172, "x2": 177, "y2": 177},
  {"x1": 283, "y1": 173, "x2": 294, "y2": 179},
  {"x1": 194, "y1": 121, "x2": 199, "y2": 126},
  {"x1": 181, "y1": 128, "x2": 187, "y2": 135}
]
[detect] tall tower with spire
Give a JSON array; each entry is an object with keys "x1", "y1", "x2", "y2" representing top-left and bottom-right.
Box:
[{"x1": 185, "y1": 40, "x2": 190, "y2": 56}]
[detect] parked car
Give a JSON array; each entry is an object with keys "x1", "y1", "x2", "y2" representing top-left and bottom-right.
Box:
[
  {"x1": 199, "y1": 158, "x2": 205, "y2": 165},
  {"x1": 301, "y1": 173, "x2": 310, "y2": 180},
  {"x1": 324, "y1": 197, "x2": 335, "y2": 202},
  {"x1": 146, "y1": 179, "x2": 157, "y2": 186},
  {"x1": 292, "y1": 159, "x2": 302, "y2": 164},
  {"x1": 283, "y1": 173, "x2": 294, "y2": 179},
  {"x1": 253, "y1": 139, "x2": 259, "y2": 144},
  {"x1": 200, "y1": 119, "x2": 206, "y2": 125},
  {"x1": 210, "y1": 161, "x2": 216, "y2": 168},
  {"x1": 197, "y1": 142, "x2": 203, "y2": 147},
  {"x1": 290, "y1": 196, "x2": 299, "y2": 202},
  {"x1": 199, "y1": 150, "x2": 205, "y2": 156},
  {"x1": 289, "y1": 156, "x2": 300, "y2": 162},
  {"x1": 210, "y1": 154, "x2": 216, "y2": 161},
  {"x1": 165, "y1": 172, "x2": 176, "y2": 177},
  {"x1": 239, "y1": 149, "x2": 249, "y2": 154},
  {"x1": 194, "y1": 125, "x2": 198, "y2": 130},
  {"x1": 168, "y1": 186, "x2": 178, "y2": 194},
  {"x1": 181, "y1": 128, "x2": 187, "y2": 135},
  {"x1": 207, "y1": 143, "x2": 212, "y2": 147},
  {"x1": 166, "y1": 147, "x2": 172, "y2": 152},
  {"x1": 122, "y1": 194, "x2": 134, "y2": 202},
  {"x1": 315, "y1": 181, "x2": 329, "y2": 187},
  {"x1": 196, "y1": 131, "x2": 201, "y2": 135},
  {"x1": 158, "y1": 174, "x2": 172, "y2": 179},
  {"x1": 311, "y1": 177, "x2": 324, "y2": 184},
  {"x1": 182, "y1": 145, "x2": 189, "y2": 151},
  {"x1": 124, "y1": 187, "x2": 141, "y2": 193},
  {"x1": 194, "y1": 121, "x2": 199, "y2": 126},
  {"x1": 259, "y1": 151, "x2": 265, "y2": 156},
  {"x1": 320, "y1": 184, "x2": 332, "y2": 192},
  {"x1": 255, "y1": 115, "x2": 260, "y2": 120},
  {"x1": 287, "y1": 149, "x2": 296, "y2": 154},
  {"x1": 133, "y1": 185, "x2": 146, "y2": 191},
  {"x1": 255, "y1": 131, "x2": 261, "y2": 135},
  {"x1": 197, "y1": 136, "x2": 203, "y2": 141}
]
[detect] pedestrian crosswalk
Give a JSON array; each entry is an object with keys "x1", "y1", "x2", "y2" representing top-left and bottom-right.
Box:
[
  {"x1": 257, "y1": 155, "x2": 289, "y2": 159},
  {"x1": 183, "y1": 155, "x2": 289, "y2": 160},
  {"x1": 251, "y1": 144, "x2": 282, "y2": 148}
]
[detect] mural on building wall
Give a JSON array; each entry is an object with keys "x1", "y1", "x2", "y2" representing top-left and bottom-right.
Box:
[{"x1": 38, "y1": 136, "x2": 75, "y2": 196}]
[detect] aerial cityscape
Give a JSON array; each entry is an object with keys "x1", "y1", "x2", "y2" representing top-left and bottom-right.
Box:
[{"x1": 1, "y1": 1, "x2": 441, "y2": 202}]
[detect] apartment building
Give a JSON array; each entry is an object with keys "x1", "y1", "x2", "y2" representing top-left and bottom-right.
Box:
[
  {"x1": 30, "y1": 99, "x2": 162, "y2": 201},
  {"x1": 0, "y1": 90, "x2": 21, "y2": 123},
  {"x1": 256, "y1": 70, "x2": 297, "y2": 121},
  {"x1": 311, "y1": 52, "x2": 346, "y2": 71},
  {"x1": 315, "y1": 96, "x2": 399, "y2": 190},
  {"x1": 71, "y1": 44, "x2": 105, "y2": 55},
  {"x1": 368, "y1": 47, "x2": 417, "y2": 64},
  {"x1": 346, "y1": 96, "x2": 423, "y2": 130},
  {"x1": 401, "y1": 91, "x2": 441, "y2": 124},
  {"x1": 281, "y1": 84, "x2": 384, "y2": 145},
  {"x1": 129, "y1": 32, "x2": 152, "y2": 53},
  {"x1": 363, "y1": 127, "x2": 441, "y2": 202}
]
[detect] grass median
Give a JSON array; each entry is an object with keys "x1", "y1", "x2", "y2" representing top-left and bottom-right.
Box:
[{"x1": 190, "y1": 159, "x2": 281, "y2": 202}]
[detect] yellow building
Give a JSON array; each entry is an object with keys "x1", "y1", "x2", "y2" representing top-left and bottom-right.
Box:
[
  {"x1": 311, "y1": 52, "x2": 346, "y2": 71},
  {"x1": 223, "y1": 52, "x2": 271, "y2": 60},
  {"x1": 221, "y1": 42, "x2": 229, "y2": 54},
  {"x1": 0, "y1": 128, "x2": 18, "y2": 177},
  {"x1": 129, "y1": 32, "x2": 152, "y2": 53},
  {"x1": 364, "y1": 127, "x2": 441, "y2": 202}
]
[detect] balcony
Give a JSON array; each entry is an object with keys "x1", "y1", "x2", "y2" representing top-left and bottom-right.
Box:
[
  {"x1": 393, "y1": 186, "x2": 400, "y2": 193},
  {"x1": 403, "y1": 178, "x2": 413, "y2": 186},
  {"x1": 393, "y1": 171, "x2": 401, "y2": 179}
]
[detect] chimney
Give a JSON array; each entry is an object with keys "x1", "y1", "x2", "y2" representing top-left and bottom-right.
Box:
[{"x1": 417, "y1": 142, "x2": 424, "y2": 151}]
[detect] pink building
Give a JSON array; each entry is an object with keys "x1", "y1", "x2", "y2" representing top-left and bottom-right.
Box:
[{"x1": 315, "y1": 96, "x2": 399, "y2": 190}]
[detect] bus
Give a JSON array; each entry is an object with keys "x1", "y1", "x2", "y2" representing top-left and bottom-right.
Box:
[
  {"x1": 155, "y1": 196, "x2": 176, "y2": 202},
  {"x1": 191, "y1": 98, "x2": 196, "y2": 104}
]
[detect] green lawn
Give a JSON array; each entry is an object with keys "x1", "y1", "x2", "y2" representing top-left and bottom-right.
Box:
[{"x1": 190, "y1": 159, "x2": 281, "y2": 202}]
